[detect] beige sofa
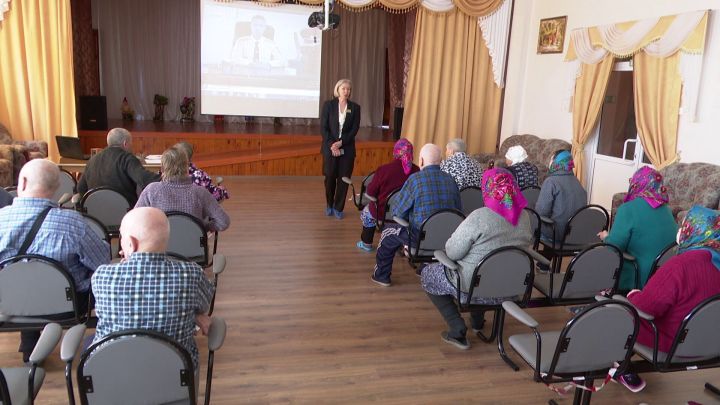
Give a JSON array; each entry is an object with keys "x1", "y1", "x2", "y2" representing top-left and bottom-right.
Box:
[{"x1": 0, "y1": 123, "x2": 49, "y2": 187}]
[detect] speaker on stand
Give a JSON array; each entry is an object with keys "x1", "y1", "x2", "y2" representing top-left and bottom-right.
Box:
[{"x1": 78, "y1": 96, "x2": 108, "y2": 130}]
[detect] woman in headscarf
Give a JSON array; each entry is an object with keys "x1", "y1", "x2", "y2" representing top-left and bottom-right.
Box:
[
  {"x1": 535, "y1": 150, "x2": 587, "y2": 242},
  {"x1": 421, "y1": 168, "x2": 533, "y2": 350},
  {"x1": 356, "y1": 138, "x2": 419, "y2": 252},
  {"x1": 598, "y1": 167, "x2": 677, "y2": 290},
  {"x1": 614, "y1": 206, "x2": 720, "y2": 393},
  {"x1": 504, "y1": 145, "x2": 538, "y2": 189}
]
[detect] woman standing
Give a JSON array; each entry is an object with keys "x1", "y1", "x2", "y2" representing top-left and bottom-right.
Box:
[{"x1": 321, "y1": 79, "x2": 361, "y2": 219}]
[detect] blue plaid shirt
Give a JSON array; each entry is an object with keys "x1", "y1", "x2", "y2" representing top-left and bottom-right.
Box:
[
  {"x1": 0, "y1": 198, "x2": 110, "y2": 292},
  {"x1": 391, "y1": 165, "x2": 461, "y2": 231},
  {"x1": 92, "y1": 253, "x2": 215, "y2": 368}
]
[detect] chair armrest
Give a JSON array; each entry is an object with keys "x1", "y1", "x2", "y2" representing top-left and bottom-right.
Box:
[
  {"x1": 623, "y1": 252, "x2": 636, "y2": 262},
  {"x1": 519, "y1": 246, "x2": 550, "y2": 267},
  {"x1": 595, "y1": 295, "x2": 610, "y2": 302},
  {"x1": 60, "y1": 324, "x2": 87, "y2": 362},
  {"x1": 212, "y1": 254, "x2": 226, "y2": 276},
  {"x1": 612, "y1": 294, "x2": 654, "y2": 321},
  {"x1": 393, "y1": 216, "x2": 409, "y2": 228},
  {"x1": 540, "y1": 216, "x2": 554, "y2": 225},
  {"x1": 57, "y1": 193, "x2": 73, "y2": 205},
  {"x1": 71, "y1": 193, "x2": 82, "y2": 205},
  {"x1": 363, "y1": 193, "x2": 377, "y2": 203},
  {"x1": 433, "y1": 250, "x2": 458, "y2": 271},
  {"x1": 215, "y1": 176, "x2": 224, "y2": 186},
  {"x1": 502, "y1": 301, "x2": 539, "y2": 329},
  {"x1": 29, "y1": 323, "x2": 62, "y2": 364},
  {"x1": 208, "y1": 317, "x2": 227, "y2": 352},
  {"x1": 341, "y1": 177, "x2": 353, "y2": 185}
]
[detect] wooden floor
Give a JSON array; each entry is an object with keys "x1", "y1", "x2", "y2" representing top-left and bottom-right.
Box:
[{"x1": 3, "y1": 176, "x2": 719, "y2": 404}]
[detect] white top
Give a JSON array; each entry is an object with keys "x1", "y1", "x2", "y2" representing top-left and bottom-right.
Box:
[{"x1": 338, "y1": 102, "x2": 348, "y2": 139}]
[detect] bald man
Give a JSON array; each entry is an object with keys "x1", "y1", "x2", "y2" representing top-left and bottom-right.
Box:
[
  {"x1": 91, "y1": 207, "x2": 214, "y2": 369},
  {"x1": 371, "y1": 144, "x2": 461, "y2": 287},
  {"x1": 77, "y1": 128, "x2": 160, "y2": 205},
  {"x1": 0, "y1": 159, "x2": 110, "y2": 362}
]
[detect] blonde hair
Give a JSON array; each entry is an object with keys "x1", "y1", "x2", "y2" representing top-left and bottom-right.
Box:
[
  {"x1": 161, "y1": 147, "x2": 189, "y2": 182},
  {"x1": 333, "y1": 79, "x2": 352, "y2": 98}
]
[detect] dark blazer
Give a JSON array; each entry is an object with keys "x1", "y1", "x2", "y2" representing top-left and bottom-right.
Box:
[{"x1": 320, "y1": 98, "x2": 361, "y2": 158}]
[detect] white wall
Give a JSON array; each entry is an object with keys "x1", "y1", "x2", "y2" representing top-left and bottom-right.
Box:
[{"x1": 502, "y1": 0, "x2": 720, "y2": 165}]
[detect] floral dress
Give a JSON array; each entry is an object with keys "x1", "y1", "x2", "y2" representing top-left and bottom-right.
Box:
[{"x1": 189, "y1": 162, "x2": 229, "y2": 202}]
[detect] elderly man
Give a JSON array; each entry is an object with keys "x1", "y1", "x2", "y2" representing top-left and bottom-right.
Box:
[
  {"x1": 77, "y1": 127, "x2": 160, "y2": 205},
  {"x1": 91, "y1": 207, "x2": 214, "y2": 369},
  {"x1": 230, "y1": 15, "x2": 286, "y2": 68},
  {"x1": 371, "y1": 144, "x2": 461, "y2": 287},
  {"x1": 0, "y1": 159, "x2": 110, "y2": 362},
  {"x1": 440, "y1": 138, "x2": 483, "y2": 190}
]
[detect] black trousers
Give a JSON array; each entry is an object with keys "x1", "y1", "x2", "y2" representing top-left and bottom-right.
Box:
[
  {"x1": 323, "y1": 153, "x2": 354, "y2": 212},
  {"x1": 361, "y1": 226, "x2": 376, "y2": 244}
]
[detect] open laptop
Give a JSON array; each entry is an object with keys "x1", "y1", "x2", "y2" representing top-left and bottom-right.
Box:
[{"x1": 56, "y1": 136, "x2": 91, "y2": 160}]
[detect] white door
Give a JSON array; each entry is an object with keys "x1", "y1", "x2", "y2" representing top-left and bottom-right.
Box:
[{"x1": 587, "y1": 62, "x2": 650, "y2": 212}]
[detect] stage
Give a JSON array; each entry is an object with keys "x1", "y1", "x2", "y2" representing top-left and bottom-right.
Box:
[{"x1": 78, "y1": 119, "x2": 396, "y2": 176}]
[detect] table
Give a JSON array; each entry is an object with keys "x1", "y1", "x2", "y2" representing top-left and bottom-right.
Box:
[{"x1": 54, "y1": 157, "x2": 161, "y2": 175}]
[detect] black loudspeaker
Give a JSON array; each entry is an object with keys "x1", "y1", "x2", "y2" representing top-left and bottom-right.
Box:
[
  {"x1": 392, "y1": 107, "x2": 404, "y2": 141},
  {"x1": 79, "y1": 96, "x2": 108, "y2": 130}
]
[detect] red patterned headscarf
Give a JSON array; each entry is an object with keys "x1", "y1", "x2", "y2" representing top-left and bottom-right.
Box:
[
  {"x1": 481, "y1": 168, "x2": 527, "y2": 226},
  {"x1": 623, "y1": 166, "x2": 669, "y2": 209},
  {"x1": 393, "y1": 138, "x2": 414, "y2": 175}
]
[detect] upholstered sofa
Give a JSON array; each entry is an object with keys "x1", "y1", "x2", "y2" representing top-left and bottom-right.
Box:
[
  {"x1": 472, "y1": 134, "x2": 572, "y2": 184},
  {"x1": 611, "y1": 162, "x2": 720, "y2": 222},
  {"x1": 0, "y1": 123, "x2": 49, "y2": 187}
]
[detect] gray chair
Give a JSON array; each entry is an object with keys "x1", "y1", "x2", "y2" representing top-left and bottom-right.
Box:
[
  {"x1": 533, "y1": 243, "x2": 623, "y2": 306},
  {"x1": 78, "y1": 187, "x2": 131, "y2": 238},
  {"x1": 342, "y1": 171, "x2": 375, "y2": 211},
  {"x1": 166, "y1": 211, "x2": 217, "y2": 268},
  {"x1": 435, "y1": 246, "x2": 543, "y2": 370},
  {"x1": 524, "y1": 207, "x2": 541, "y2": 250},
  {"x1": 540, "y1": 205, "x2": 609, "y2": 273},
  {"x1": 0, "y1": 323, "x2": 62, "y2": 405},
  {"x1": 52, "y1": 170, "x2": 76, "y2": 208},
  {"x1": 0, "y1": 255, "x2": 88, "y2": 331},
  {"x1": 459, "y1": 186, "x2": 483, "y2": 216},
  {"x1": 504, "y1": 299, "x2": 639, "y2": 405},
  {"x1": 394, "y1": 209, "x2": 465, "y2": 268},
  {"x1": 647, "y1": 242, "x2": 678, "y2": 281},
  {"x1": 376, "y1": 188, "x2": 402, "y2": 231},
  {"x1": 62, "y1": 317, "x2": 227, "y2": 405},
  {"x1": 521, "y1": 186, "x2": 541, "y2": 209},
  {"x1": 3, "y1": 186, "x2": 17, "y2": 198}
]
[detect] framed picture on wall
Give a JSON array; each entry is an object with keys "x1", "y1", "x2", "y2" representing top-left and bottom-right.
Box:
[{"x1": 537, "y1": 16, "x2": 567, "y2": 54}]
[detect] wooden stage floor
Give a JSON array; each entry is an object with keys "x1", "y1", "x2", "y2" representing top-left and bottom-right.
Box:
[{"x1": 3, "y1": 176, "x2": 718, "y2": 404}]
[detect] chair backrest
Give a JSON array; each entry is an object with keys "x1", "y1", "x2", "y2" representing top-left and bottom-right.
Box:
[
  {"x1": 459, "y1": 186, "x2": 483, "y2": 216},
  {"x1": 78, "y1": 330, "x2": 196, "y2": 405},
  {"x1": 523, "y1": 208, "x2": 541, "y2": 249},
  {"x1": 79, "y1": 187, "x2": 131, "y2": 232},
  {"x1": 383, "y1": 188, "x2": 402, "y2": 222},
  {"x1": 416, "y1": 209, "x2": 465, "y2": 254},
  {"x1": 4, "y1": 186, "x2": 17, "y2": 198},
  {"x1": 467, "y1": 246, "x2": 534, "y2": 303},
  {"x1": 52, "y1": 169, "x2": 76, "y2": 205},
  {"x1": 521, "y1": 186, "x2": 541, "y2": 209},
  {"x1": 0, "y1": 255, "x2": 78, "y2": 318},
  {"x1": 648, "y1": 242, "x2": 678, "y2": 280},
  {"x1": 360, "y1": 172, "x2": 375, "y2": 194},
  {"x1": 549, "y1": 300, "x2": 638, "y2": 375},
  {"x1": 563, "y1": 205, "x2": 609, "y2": 247},
  {"x1": 665, "y1": 294, "x2": 720, "y2": 364},
  {"x1": 82, "y1": 214, "x2": 110, "y2": 243},
  {"x1": 557, "y1": 243, "x2": 622, "y2": 299},
  {"x1": 166, "y1": 211, "x2": 209, "y2": 266},
  {"x1": 0, "y1": 371, "x2": 11, "y2": 405}
]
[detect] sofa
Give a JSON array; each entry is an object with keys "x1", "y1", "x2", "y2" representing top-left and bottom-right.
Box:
[
  {"x1": 0, "y1": 123, "x2": 49, "y2": 187},
  {"x1": 472, "y1": 134, "x2": 571, "y2": 184},
  {"x1": 611, "y1": 162, "x2": 720, "y2": 223}
]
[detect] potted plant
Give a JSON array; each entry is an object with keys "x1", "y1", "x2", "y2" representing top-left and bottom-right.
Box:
[
  {"x1": 153, "y1": 94, "x2": 168, "y2": 121},
  {"x1": 180, "y1": 97, "x2": 196, "y2": 123}
]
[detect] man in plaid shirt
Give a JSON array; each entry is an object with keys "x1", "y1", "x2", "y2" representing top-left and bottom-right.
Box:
[
  {"x1": 372, "y1": 144, "x2": 461, "y2": 287},
  {"x1": 92, "y1": 207, "x2": 214, "y2": 369}
]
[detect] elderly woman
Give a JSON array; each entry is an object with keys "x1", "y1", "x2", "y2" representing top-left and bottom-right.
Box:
[
  {"x1": 613, "y1": 206, "x2": 720, "y2": 392},
  {"x1": 136, "y1": 147, "x2": 230, "y2": 232},
  {"x1": 421, "y1": 168, "x2": 533, "y2": 350},
  {"x1": 440, "y1": 138, "x2": 483, "y2": 190},
  {"x1": 535, "y1": 150, "x2": 587, "y2": 242},
  {"x1": 504, "y1": 145, "x2": 538, "y2": 189},
  {"x1": 598, "y1": 167, "x2": 677, "y2": 290},
  {"x1": 174, "y1": 142, "x2": 229, "y2": 202},
  {"x1": 357, "y1": 139, "x2": 419, "y2": 252}
]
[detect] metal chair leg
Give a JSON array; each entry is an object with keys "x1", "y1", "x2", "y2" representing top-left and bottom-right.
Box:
[
  {"x1": 706, "y1": 382, "x2": 720, "y2": 397},
  {"x1": 476, "y1": 308, "x2": 500, "y2": 343},
  {"x1": 496, "y1": 309, "x2": 519, "y2": 371}
]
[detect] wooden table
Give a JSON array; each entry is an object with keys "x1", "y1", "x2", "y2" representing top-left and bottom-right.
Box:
[{"x1": 53, "y1": 157, "x2": 161, "y2": 174}]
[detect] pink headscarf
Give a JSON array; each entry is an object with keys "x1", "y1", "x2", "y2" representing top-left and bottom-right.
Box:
[
  {"x1": 481, "y1": 168, "x2": 527, "y2": 226},
  {"x1": 393, "y1": 138, "x2": 414, "y2": 175},
  {"x1": 623, "y1": 166, "x2": 669, "y2": 209}
]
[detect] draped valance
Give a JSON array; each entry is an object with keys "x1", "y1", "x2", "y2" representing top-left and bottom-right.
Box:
[
  {"x1": 214, "y1": 0, "x2": 503, "y2": 16},
  {"x1": 0, "y1": 0, "x2": 10, "y2": 22}
]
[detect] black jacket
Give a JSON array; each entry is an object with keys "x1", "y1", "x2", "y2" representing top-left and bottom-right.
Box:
[{"x1": 320, "y1": 98, "x2": 361, "y2": 158}]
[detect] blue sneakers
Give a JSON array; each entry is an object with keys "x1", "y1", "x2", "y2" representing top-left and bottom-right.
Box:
[
  {"x1": 334, "y1": 210, "x2": 344, "y2": 220},
  {"x1": 325, "y1": 207, "x2": 334, "y2": 216},
  {"x1": 356, "y1": 241, "x2": 373, "y2": 252}
]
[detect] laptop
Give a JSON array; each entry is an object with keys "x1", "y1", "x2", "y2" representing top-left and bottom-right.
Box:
[{"x1": 56, "y1": 136, "x2": 91, "y2": 160}]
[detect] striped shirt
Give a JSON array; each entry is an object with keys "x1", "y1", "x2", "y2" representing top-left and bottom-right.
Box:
[
  {"x1": 92, "y1": 252, "x2": 214, "y2": 368},
  {"x1": 0, "y1": 198, "x2": 110, "y2": 292},
  {"x1": 392, "y1": 165, "x2": 461, "y2": 231}
]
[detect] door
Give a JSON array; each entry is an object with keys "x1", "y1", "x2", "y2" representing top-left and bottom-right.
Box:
[{"x1": 587, "y1": 61, "x2": 649, "y2": 211}]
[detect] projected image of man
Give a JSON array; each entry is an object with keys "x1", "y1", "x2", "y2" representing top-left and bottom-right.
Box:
[{"x1": 230, "y1": 15, "x2": 287, "y2": 68}]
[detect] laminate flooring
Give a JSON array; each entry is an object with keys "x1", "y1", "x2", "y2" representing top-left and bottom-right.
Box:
[{"x1": 2, "y1": 176, "x2": 718, "y2": 404}]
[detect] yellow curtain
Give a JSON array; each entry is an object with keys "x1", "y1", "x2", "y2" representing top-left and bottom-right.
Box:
[
  {"x1": 0, "y1": 0, "x2": 77, "y2": 160},
  {"x1": 402, "y1": 8, "x2": 501, "y2": 155},
  {"x1": 633, "y1": 51, "x2": 681, "y2": 169},
  {"x1": 571, "y1": 54, "x2": 614, "y2": 184}
]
